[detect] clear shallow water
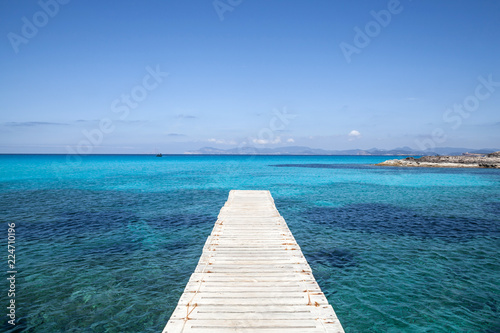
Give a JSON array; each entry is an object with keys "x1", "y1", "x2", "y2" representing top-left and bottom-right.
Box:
[{"x1": 1, "y1": 154, "x2": 499, "y2": 333}]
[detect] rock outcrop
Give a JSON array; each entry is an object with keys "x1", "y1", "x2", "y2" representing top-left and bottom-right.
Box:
[{"x1": 376, "y1": 152, "x2": 500, "y2": 168}]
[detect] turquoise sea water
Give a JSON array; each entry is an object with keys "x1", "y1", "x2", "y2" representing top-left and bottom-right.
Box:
[{"x1": 1, "y1": 154, "x2": 499, "y2": 333}]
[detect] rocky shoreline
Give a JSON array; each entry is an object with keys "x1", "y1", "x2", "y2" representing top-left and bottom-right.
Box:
[{"x1": 376, "y1": 151, "x2": 500, "y2": 169}]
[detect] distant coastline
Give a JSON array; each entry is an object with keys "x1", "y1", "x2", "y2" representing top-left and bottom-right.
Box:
[
  {"x1": 376, "y1": 151, "x2": 500, "y2": 169},
  {"x1": 184, "y1": 146, "x2": 499, "y2": 156}
]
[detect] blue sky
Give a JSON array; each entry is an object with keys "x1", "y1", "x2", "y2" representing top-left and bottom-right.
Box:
[{"x1": 1, "y1": 0, "x2": 499, "y2": 153}]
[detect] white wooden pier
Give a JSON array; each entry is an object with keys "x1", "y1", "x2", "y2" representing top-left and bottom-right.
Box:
[{"x1": 163, "y1": 190, "x2": 344, "y2": 333}]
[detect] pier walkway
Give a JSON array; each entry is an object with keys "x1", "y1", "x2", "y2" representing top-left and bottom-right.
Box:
[{"x1": 163, "y1": 190, "x2": 344, "y2": 333}]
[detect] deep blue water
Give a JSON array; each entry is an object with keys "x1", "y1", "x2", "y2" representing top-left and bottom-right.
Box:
[{"x1": 1, "y1": 154, "x2": 499, "y2": 332}]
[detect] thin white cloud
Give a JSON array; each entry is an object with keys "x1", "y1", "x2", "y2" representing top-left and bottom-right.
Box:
[
  {"x1": 287, "y1": 138, "x2": 295, "y2": 143},
  {"x1": 3, "y1": 121, "x2": 68, "y2": 127},
  {"x1": 207, "y1": 138, "x2": 236, "y2": 145},
  {"x1": 176, "y1": 114, "x2": 197, "y2": 119},
  {"x1": 252, "y1": 136, "x2": 281, "y2": 145}
]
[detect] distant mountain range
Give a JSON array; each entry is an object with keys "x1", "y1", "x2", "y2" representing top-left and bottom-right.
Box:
[{"x1": 185, "y1": 146, "x2": 500, "y2": 156}]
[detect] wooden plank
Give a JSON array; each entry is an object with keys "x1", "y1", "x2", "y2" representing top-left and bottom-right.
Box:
[{"x1": 163, "y1": 190, "x2": 344, "y2": 333}]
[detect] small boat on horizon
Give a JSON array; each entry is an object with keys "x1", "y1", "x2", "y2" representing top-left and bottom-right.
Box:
[{"x1": 156, "y1": 153, "x2": 162, "y2": 157}]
